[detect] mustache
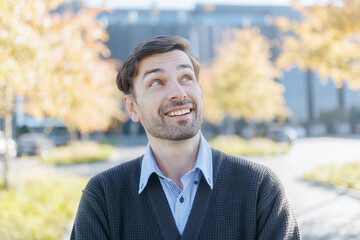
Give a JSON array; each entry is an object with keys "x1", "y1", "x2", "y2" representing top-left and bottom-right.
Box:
[{"x1": 159, "y1": 99, "x2": 196, "y2": 115}]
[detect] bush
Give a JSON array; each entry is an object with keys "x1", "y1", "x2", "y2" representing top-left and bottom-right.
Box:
[
  {"x1": 303, "y1": 162, "x2": 360, "y2": 191},
  {"x1": 209, "y1": 135, "x2": 291, "y2": 156},
  {"x1": 0, "y1": 174, "x2": 87, "y2": 240},
  {"x1": 41, "y1": 141, "x2": 113, "y2": 164}
]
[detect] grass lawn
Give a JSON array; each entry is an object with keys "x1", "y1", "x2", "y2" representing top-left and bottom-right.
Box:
[
  {"x1": 41, "y1": 141, "x2": 114, "y2": 164},
  {"x1": 0, "y1": 173, "x2": 87, "y2": 240},
  {"x1": 303, "y1": 162, "x2": 360, "y2": 191},
  {"x1": 209, "y1": 135, "x2": 291, "y2": 156}
]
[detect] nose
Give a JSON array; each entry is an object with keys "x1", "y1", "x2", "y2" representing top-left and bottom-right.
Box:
[{"x1": 167, "y1": 80, "x2": 187, "y2": 101}]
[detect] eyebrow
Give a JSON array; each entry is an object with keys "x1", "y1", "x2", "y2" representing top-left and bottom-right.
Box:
[
  {"x1": 143, "y1": 68, "x2": 163, "y2": 79},
  {"x1": 177, "y1": 64, "x2": 193, "y2": 71},
  {"x1": 142, "y1": 64, "x2": 194, "y2": 80}
]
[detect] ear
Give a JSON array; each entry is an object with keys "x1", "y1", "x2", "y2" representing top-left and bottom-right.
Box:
[{"x1": 124, "y1": 95, "x2": 140, "y2": 122}]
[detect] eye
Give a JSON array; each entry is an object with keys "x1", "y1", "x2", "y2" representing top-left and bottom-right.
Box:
[
  {"x1": 181, "y1": 75, "x2": 193, "y2": 82},
  {"x1": 150, "y1": 80, "x2": 161, "y2": 87}
]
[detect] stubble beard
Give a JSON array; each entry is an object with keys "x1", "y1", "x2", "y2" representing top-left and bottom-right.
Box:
[{"x1": 140, "y1": 99, "x2": 203, "y2": 141}]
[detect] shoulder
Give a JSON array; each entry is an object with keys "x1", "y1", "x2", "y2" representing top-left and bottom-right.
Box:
[
  {"x1": 84, "y1": 156, "x2": 143, "y2": 197},
  {"x1": 211, "y1": 148, "x2": 283, "y2": 196},
  {"x1": 212, "y1": 148, "x2": 276, "y2": 181}
]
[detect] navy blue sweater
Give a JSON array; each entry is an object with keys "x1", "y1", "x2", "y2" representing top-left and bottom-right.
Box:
[{"x1": 71, "y1": 148, "x2": 301, "y2": 239}]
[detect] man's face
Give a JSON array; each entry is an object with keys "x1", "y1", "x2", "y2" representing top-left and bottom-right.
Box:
[{"x1": 125, "y1": 50, "x2": 203, "y2": 141}]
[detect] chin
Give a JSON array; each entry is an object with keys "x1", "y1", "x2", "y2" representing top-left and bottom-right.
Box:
[
  {"x1": 148, "y1": 129, "x2": 199, "y2": 142},
  {"x1": 168, "y1": 132, "x2": 199, "y2": 142}
]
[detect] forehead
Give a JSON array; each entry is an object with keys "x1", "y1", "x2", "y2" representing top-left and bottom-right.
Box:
[{"x1": 137, "y1": 50, "x2": 193, "y2": 74}]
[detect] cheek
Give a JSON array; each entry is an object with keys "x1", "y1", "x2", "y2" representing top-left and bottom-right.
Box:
[
  {"x1": 190, "y1": 86, "x2": 203, "y2": 102},
  {"x1": 138, "y1": 96, "x2": 162, "y2": 115}
]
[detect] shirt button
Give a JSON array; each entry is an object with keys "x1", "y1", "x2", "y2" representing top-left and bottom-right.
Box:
[
  {"x1": 180, "y1": 196, "x2": 184, "y2": 203},
  {"x1": 194, "y1": 180, "x2": 198, "y2": 185}
]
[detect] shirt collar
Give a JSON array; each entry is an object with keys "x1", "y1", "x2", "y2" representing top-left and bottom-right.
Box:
[{"x1": 138, "y1": 132, "x2": 213, "y2": 194}]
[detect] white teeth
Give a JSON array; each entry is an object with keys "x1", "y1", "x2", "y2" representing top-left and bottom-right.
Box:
[{"x1": 167, "y1": 109, "x2": 190, "y2": 117}]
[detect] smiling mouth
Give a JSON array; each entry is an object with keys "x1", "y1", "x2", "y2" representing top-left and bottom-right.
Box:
[{"x1": 166, "y1": 109, "x2": 191, "y2": 117}]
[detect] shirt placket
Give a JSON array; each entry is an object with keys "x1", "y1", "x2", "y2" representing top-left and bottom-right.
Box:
[{"x1": 174, "y1": 171, "x2": 198, "y2": 233}]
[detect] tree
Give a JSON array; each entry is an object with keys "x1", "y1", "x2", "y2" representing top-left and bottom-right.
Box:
[
  {"x1": 23, "y1": 7, "x2": 124, "y2": 134},
  {"x1": 203, "y1": 27, "x2": 288, "y2": 126},
  {"x1": 0, "y1": 0, "x2": 122, "y2": 189},
  {"x1": 277, "y1": 0, "x2": 360, "y2": 90},
  {"x1": 0, "y1": 0, "x2": 48, "y2": 189}
]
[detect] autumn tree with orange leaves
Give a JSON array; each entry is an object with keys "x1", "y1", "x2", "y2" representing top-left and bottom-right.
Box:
[
  {"x1": 0, "y1": 0, "x2": 122, "y2": 189},
  {"x1": 277, "y1": 0, "x2": 360, "y2": 91},
  {"x1": 203, "y1": 28, "x2": 288, "y2": 127},
  {"x1": 24, "y1": 6, "x2": 123, "y2": 134}
]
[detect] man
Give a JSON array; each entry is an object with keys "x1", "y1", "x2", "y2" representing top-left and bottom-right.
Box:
[{"x1": 71, "y1": 35, "x2": 301, "y2": 239}]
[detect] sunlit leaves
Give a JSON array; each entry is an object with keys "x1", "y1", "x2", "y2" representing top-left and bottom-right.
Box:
[
  {"x1": 203, "y1": 27, "x2": 289, "y2": 123},
  {"x1": 0, "y1": 0, "x2": 123, "y2": 133},
  {"x1": 277, "y1": 0, "x2": 360, "y2": 89},
  {"x1": 25, "y1": 7, "x2": 123, "y2": 133}
]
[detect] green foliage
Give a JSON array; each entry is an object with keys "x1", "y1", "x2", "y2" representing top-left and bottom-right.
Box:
[
  {"x1": 209, "y1": 135, "x2": 291, "y2": 156},
  {"x1": 303, "y1": 162, "x2": 360, "y2": 191},
  {"x1": 0, "y1": 174, "x2": 87, "y2": 240},
  {"x1": 41, "y1": 141, "x2": 113, "y2": 164}
]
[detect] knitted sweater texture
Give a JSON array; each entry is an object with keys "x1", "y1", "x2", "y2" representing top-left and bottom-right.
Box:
[{"x1": 71, "y1": 148, "x2": 301, "y2": 240}]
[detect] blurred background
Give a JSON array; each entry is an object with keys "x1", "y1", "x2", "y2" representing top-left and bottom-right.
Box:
[{"x1": 1, "y1": 0, "x2": 360, "y2": 239}]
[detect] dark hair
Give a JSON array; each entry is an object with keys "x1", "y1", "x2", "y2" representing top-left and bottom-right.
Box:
[{"x1": 116, "y1": 35, "x2": 200, "y2": 95}]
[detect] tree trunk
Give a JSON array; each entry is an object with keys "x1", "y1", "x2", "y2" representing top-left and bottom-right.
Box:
[
  {"x1": 81, "y1": 132, "x2": 89, "y2": 141},
  {"x1": 70, "y1": 129, "x2": 78, "y2": 143},
  {"x1": 306, "y1": 69, "x2": 315, "y2": 123},
  {"x1": 337, "y1": 85, "x2": 345, "y2": 111},
  {"x1": 3, "y1": 84, "x2": 13, "y2": 190},
  {"x1": 221, "y1": 115, "x2": 236, "y2": 135}
]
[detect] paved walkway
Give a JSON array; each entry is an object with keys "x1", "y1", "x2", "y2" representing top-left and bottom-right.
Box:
[{"x1": 249, "y1": 137, "x2": 360, "y2": 240}]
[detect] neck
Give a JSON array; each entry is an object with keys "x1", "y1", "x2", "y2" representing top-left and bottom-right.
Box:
[{"x1": 147, "y1": 132, "x2": 201, "y2": 189}]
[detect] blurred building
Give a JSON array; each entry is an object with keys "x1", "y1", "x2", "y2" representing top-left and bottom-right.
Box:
[{"x1": 97, "y1": 3, "x2": 360, "y2": 133}]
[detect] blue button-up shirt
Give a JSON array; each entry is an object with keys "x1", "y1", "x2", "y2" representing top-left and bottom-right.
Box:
[{"x1": 138, "y1": 132, "x2": 213, "y2": 235}]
